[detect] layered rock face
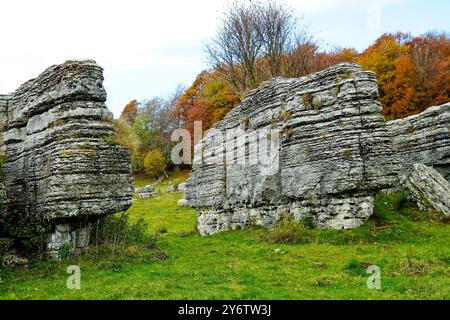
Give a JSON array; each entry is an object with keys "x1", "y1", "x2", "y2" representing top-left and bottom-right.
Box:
[
  {"x1": 0, "y1": 95, "x2": 8, "y2": 235},
  {"x1": 388, "y1": 103, "x2": 450, "y2": 182},
  {"x1": 0, "y1": 60, "x2": 133, "y2": 254},
  {"x1": 186, "y1": 63, "x2": 400, "y2": 235}
]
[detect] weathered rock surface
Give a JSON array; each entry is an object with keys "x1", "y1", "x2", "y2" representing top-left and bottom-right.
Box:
[
  {"x1": 405, "y1": 163, "x2": 450, "y2": 215},
  {"x1": 0, "y1": 60, "x2": 133, "y2": 255},
  {"x1": 2, "y1": 252, "x2": 29, "y2": 267},
  {"x1": 139, "y1": 193, "x2": 153, "y2": 200},
  {"x1": 0, "y1": 95, "x2": 8, "y2": 236},
  {"x1": 388, "y1": 103, "x2": 450, "y2": 182},
  {"x1": 186, "y1": 63, "x2": 400, "y2": 235},
  {"x1": 135, "y1": 185, "x2": 157, "y2": 199}
]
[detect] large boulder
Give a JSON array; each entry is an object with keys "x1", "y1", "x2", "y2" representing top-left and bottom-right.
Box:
[
  {"x1": 405, "y1": 163, "x2": 450, "y2": 215},
  {"x1": 0, "y1": 60, "x2": 134, "y2": 255},
  {"x1": 388, "y1": 103, "x2": 450, "y2": 182},
  {"x1": 186, "y1": 63, "x2": 400, "y2": 235}
]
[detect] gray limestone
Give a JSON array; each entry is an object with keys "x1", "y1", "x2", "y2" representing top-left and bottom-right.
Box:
[
  {"x1": 177, "y1": 182, "x2": 186, "y2": 192},
  {"x1": 0, "y1": 60, "x2": 133, "y2": 255},
  {"x1": 186, "y1": 63, "x2": 401, "y2": 235},
  {"x1": 405, "y1": 163, "x2": 450, "y2": 215},
  {"x1": 388, "y1": 103, "x2": 450, "y2": 182}
]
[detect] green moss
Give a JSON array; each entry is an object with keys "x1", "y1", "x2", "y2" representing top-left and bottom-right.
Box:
[
  {"x1": 343, "y1": 150, "x2": 352, "y2": 159},
  {"x1": 58, "y1": 149, "x2": 77, "y2": 158},
  {"x1": 338, "y1": 70, "x2": 353, "y2": 80}
]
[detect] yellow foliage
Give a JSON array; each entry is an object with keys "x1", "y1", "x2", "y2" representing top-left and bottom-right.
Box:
[{"x1": 143, "y1": 149, "x2": 167, "y2": 178}]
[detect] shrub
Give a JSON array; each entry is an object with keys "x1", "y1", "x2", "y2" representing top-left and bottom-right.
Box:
[
  {"x1": 268, "y1": 214, "x2": 314, "y2": 244},
  {"x1": 143, "y1": 149, "x2": 167, "y2": 178},
  {"x1": 86, "y1": 213, "x2": 160, "y2": 267},
  {"x1": 92, "y1": 213, "x2": 153, "y2": 248},
  {"x1": 2, "y1": 202, "x2": 49, "y2": 259}
]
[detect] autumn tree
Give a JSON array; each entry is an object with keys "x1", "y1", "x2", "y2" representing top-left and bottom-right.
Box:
[
  {"x1": 133, "y1": 97, "x2": 178, "y2": 168},
  {"x1": 120, "y1": 100, "x2": 138, "y2": 125},
  {"x1": 206, "y1": 1, "x2": 262, "y2": 91},
  {"x1": 143, "y1": 149, "x2": 167, "y2": 178},
  {"x1": 206, "y1": 0, "x2": 310, "y2": 92},
  {"x1": 410, "y1": 32, "x2": 450, "y2": 107},
  {"x1": 358, "y1": 34, "x2": 419, "y2": 119},
  {"x1": 358, "y1": 32, "x2": 449, "y2": 119},
  {"x1": 258, "y1": 1, "x2": 297, "y2": 77},
  {"x1": 175, "y1": 71, "x2": 240, "y2": 141}
]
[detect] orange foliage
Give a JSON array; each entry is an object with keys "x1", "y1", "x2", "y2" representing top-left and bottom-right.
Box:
[
  {"x1": 120, "y1": 100, "x2": 138, "y2": 124},
  {"x1": 358, "y1": 32, "x2": 449, "y2": 119},
  {"x1": 175, "y1": 71, "x2": 241, "y2": 140}
]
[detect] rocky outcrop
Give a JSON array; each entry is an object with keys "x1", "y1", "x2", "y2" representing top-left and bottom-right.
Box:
[
  {"x1": 0, "y1": 95, "x2": 8, "y2": 236},
  {"x1": 186, "y1": 63, "x2": 400, "y2": 235},
  {"x1": 136, "y1": 185, "x2": 157, "y2": 199},
  {"x1": 388, "y1": 103, "x2": 450, "y2": 182},
  {"x1": 405, "y1": 163, "x2": 450, "y2": 215},
  {"x1": 0, "y1": 60, "x2": 133, "y2": 255}
]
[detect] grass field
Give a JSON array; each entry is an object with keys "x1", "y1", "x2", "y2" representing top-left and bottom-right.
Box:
[{"x1": 0, "y1": 172, "x2": 449, "y2": 300}]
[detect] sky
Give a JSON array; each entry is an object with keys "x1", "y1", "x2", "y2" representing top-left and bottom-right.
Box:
[{"x1": 0, "y1": 0, "x2": 448, "y2": 118}]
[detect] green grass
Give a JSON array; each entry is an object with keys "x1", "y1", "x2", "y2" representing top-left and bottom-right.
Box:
[{"x1": 0, "y1": 174, "x2": 449, "y2": 300}]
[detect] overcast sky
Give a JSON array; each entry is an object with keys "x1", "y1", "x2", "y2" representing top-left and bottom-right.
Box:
[{"x1": 0, "y1": 0, "x2": 448, "y2": 117}]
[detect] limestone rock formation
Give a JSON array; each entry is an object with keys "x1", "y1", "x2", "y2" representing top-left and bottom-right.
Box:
[
  {"x1": 0, "y1": 60, "x2": 133, "y2": 255},
  {"x1": 136, "y1": 185, "x2": 157, "y2": 200},
  {"x1": 405, "y1": 163, "x2": 450, "y2": 215},
  {"x1": 186, "y1": 63, "x2": 400, "y2": 235},
  {"x1": 388, "y1": 103, "x2": 450, "y2": 182}
]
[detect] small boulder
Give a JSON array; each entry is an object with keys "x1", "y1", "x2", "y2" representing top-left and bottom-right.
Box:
[
  {"x1": 405, "y1": 163, "x2": 450, "y2": 215},
  {"x1": 177, "y1": 183, "x2": 187, "y2": 192},
  {"x1": 144, "y1": 185, "x2": 155, "y2": 193},
  {"x1": 177, "y1": 199, "x2": 188, "y2": 206},
  {"x1": 167, "y1": 185, "x2": 175, "y2": 193},
  {"x1": 2, "y1": 253, "x2": 29, "y2": 267},
  {"x1": 139, "y1": 193, "x2": 153, "y2": 200},
  {"x1": 135, "y1": 187, "x2": 146, "y2": 194}
]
